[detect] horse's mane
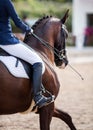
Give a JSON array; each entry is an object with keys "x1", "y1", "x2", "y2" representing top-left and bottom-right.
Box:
[
  {"x1": 24, "y1": 15, "x2": 53, "y2": 43},
  {"x1": 31, "y1": 15, "x2": 52, "y2": 30}
]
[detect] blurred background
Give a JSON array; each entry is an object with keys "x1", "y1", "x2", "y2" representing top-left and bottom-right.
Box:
[{"x1": 12, "y1": 0, "x2": 93, "y2": 49}]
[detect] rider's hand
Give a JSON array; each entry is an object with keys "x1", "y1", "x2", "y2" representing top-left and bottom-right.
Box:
[
  {"x1": 26, "y1": 28, "x2": 33, "y2": 35},
  {"x1": 30, "y1": 28, "x2": 33, "y2": 33}
]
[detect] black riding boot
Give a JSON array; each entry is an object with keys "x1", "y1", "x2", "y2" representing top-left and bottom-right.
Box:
[{"x1": 32, "y1": 62, "x2": 52, "y2": 108}]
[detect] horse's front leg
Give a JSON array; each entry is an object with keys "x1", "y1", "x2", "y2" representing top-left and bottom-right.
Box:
[
  {"x1": 39, "y1": 103, "x2": 54, "y2": 130},
  {"x1": 53, "y1": 108, "x2": 77, "y2": 130}
]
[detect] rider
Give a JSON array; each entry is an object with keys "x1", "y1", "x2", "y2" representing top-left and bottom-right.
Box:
[{"x1": 0, "y1": 0, "x2": 53, "y2": 108}]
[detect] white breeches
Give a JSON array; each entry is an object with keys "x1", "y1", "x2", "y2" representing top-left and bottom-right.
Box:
[{"x1": 0, "y1": 41, "x2": 45, "y2": 74}]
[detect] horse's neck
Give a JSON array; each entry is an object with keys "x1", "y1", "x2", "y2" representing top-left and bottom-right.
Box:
[{"x1": 26, "y1": 35, "x2": 54, "y2": 64}]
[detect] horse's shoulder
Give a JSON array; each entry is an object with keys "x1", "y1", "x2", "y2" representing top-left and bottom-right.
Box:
[{"x1": 37, "y1": 51, "x2": 57, "y2": 74}]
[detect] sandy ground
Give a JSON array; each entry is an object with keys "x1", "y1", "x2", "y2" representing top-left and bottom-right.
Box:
[{"x1": 0, "y1": 48, "x2": 93, "y2": 130}]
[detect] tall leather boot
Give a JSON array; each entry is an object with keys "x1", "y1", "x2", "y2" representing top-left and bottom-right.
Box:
[{"x1": 32, "y1": 62, "x2": 52, "y2": 108}]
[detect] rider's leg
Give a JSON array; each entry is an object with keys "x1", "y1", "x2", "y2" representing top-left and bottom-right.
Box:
[
  {"x1": 0, "y1": 42, "x2": 53, "y2": 108},
  {"x1": 32, "y1": 62, "x2": 52, "y2": 108}
]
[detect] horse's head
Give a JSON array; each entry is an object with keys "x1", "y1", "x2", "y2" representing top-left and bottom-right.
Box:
[
  {"x1": 24, "y1": 10, "x2": 69, "y2": 69},
  {"x1": 54, "y1": 10, "x2": 69, "y2": 69}
]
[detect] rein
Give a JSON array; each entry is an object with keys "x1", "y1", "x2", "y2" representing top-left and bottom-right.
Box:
[
  {"x1": 28, "y1": 32, "x2": 84, "y2": 80},
  {"x1": 31, "y1": 32, "x2": 65, "y2": 60}
]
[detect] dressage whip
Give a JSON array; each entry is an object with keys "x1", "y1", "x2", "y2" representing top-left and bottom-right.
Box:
[{"x1": 68, "y1": 63, "x2": 84, "y2": 80}]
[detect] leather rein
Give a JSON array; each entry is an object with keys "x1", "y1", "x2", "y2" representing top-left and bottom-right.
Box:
[{"x1": 31, "y1": 30, "x2": 66, "y2": 60}]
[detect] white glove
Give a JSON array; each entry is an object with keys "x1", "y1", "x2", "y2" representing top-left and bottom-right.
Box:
[{"x1": 31, "y1": 28, "x2": 33, "y2": 33}]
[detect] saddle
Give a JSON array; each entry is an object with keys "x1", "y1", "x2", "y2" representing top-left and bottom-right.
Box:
[{"x1": 0, "y1": 48, "x2": 32, "y2": 79}]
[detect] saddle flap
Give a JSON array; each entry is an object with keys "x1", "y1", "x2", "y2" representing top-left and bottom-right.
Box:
[{"x1": 0, "y1": 56, "x2": 29, "y2": 79}]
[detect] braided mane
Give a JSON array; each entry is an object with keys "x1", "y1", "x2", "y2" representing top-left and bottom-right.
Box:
[
  {"x1": 32, "y1": 15, "x2": 52, "y2": 30},
  {"x1": 24, "y1": 15, "x2": 52, "y2": 43}
]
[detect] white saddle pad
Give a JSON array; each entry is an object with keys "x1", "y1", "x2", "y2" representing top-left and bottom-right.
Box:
[{"x1": 0, "y1": 56, "x2": 29, "y2": 79}]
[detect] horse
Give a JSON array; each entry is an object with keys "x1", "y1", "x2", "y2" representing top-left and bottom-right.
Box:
[{"x1": 0, "y1": 10, "x2": 77, "y2": 130}]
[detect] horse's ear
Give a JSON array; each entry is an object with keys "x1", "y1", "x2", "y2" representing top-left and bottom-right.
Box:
[{"x1": 61, "y1": 9, "x2": 69, "y2": 24}]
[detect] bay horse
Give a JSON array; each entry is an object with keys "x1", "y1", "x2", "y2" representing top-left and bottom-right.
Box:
[{"x1": 0, "y1": 10, "x2": 77, "y2": 130}]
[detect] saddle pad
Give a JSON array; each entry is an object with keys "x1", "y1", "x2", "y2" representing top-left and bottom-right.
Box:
[{"x1": 0, "y1": 56, "x2": 29, "y2": 79}]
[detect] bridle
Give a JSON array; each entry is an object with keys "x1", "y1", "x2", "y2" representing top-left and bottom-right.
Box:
[
  {"x1": 31, "y1": 25, "x2": 67, "y2": 61},
  {"x1": 31, "y1": 24, "x2": 84, "y2": 80}
]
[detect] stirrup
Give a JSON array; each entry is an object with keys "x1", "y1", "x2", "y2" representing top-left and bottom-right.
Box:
[
  {"x1": 34, "y1": 94, "x2": 55, "y2": 108},
  {"x1": 41, "y1": 84, "x2": 55, "y2": 98}
]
